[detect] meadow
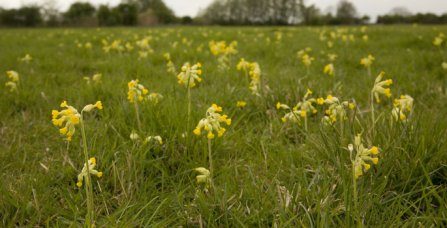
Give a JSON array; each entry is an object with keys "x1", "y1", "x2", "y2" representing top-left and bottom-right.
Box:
[{"x1": 1, "y1": 25, "x2": 447, "y2": 227}]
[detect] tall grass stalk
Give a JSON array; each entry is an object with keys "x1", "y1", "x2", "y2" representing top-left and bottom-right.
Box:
[{"x1": 80, "y1": 112, "x2": 94, "y2": 227}]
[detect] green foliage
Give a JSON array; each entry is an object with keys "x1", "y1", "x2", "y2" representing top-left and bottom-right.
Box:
[
  {"x1": 136, "y1": 0, "x2": 177, "y2": 23},
  {"x1": 64, "y1": 2, "x2": 96, "y2": 24},
  {"x1": 1, "y1": 25, "x2": 447, "y2": 227},
  {"x1": 0, "y1": 5, "x2": 42, "y2": 27},
  {"x1": 97, "y1": 3, "x2": 138, "y2": 26}
]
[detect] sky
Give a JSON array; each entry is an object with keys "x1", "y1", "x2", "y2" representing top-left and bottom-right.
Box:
[{"x1": 1, "y1": 0, "x2": 446, "y2": 22}]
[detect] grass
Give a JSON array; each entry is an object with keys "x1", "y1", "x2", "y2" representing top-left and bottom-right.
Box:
[{"x1": 1, "y1": 25, "x2": 447, "y2": 227}]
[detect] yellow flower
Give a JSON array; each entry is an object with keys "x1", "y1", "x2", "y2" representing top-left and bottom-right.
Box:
[
  {"x1": 349, "y1": 103, "x2": 355, "y2": 109},
  {"x1": 92, "y1": 73, "x2": 102, "y2": 83},
  {"x1": 372, "y1": 71, "x2": 392, "y2": 103},
  {"x1": 52, "y1": 101, "x2": 81, "y2": 141},
  {"x1": 77, "y1": 157, "x2": 102, "y2": 187},
  {"x1": 177, "y1": 62, "x2": 202, "y2": 88},
  {"x1": 317, "y1": 98, "x2": 324, "y2": 105},
  {"x1": 5, "y1": 81, "x2": 17, "y2": 92},
  {"x1": 302, "y1": 54, "x2": 314, "y2": 66},
  {"x1": 327, "y1": 54, "x2": 337, "y2": 62},
  {"x1": 7, "y1": 71, "x2": 19, "y2": 82},
  {"x1": 360, "y1": 55, "x2": 375, "y2": 67},
  {"x1": 324, "y1": 64, "x2": 334, "y2": 75},
  {"x1": 194, "y1": 104, "x2": 231, "y2": 139},
  {"x1": 433, "y1": 37, "x2": 443, "y2": 46},
  {"x1": 18, "y1": 54, "x2": 32, "y2": 63},
  {"x1": 82, "y1": 101, "x2": 103, "y2": 112},
  {"x1": 394, "y1": 95, "x2": 413, "y2": 112},
  {"x1": 348, "y1": 137, "x2": 379, "y2": 179},
  {"x1": 195, "y1": 167, "x2": 211, "y2": 187},
  {"x1": 237, "y1": 58, "x2": 249, "y2": 70},
  {"x1": 441, "y1": 62, "x2": 447, "y2": 70},
  {"x1": 277, "y1": 102, "x2": 290, "y2": 109},
  {"x1": 127, "y1": 79, "x2": 153, "y2": 103},
  {"x1": 236, "y1": 101, "x2": 247, "y2": 108}
]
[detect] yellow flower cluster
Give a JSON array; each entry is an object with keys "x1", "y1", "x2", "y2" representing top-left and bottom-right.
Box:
[
  {"x1": 237, "y1": 58, "x2": 249, "y2": 71},
  {"x1": 248, "y1": 62, "x2": 261, "y2": 94},
  {"x1": 18, "y1": 54, "x2": 32, "y2": 63},
  {"x1": 177, "y1": 62, "x2": 202, "y2": 88},
  {"x1": 77, "y1": 157, "x2": 102, "y2": 187},
  {"x1": 277, "y1": 102, "x2": 305, "y2": 124},
  {"x1": 195, "y1": 167, "x2": 212, "y2": 188},
  {"x1": 302, "y1": 54, "x2": 314, "y2": 66},
  {"x1": 52, "y1": 101, "x2": 102, "y2": 141},
  {"x1": 372, "y1": 71, "x2": 392, "y2": 103},
  {"x1": 236, "y1": 101, "x2": 246, "y2": 108},
  {"x1": 327, "y1": 54, "x2": 338, "y2": 62},
  {"x1": 83, "y1": 73, "x2": 102, "y2": 84},
  {"x1": 360, "y1": 55, "x2": 375, "y2": 67},
  {"x1": 5, "y1": 71, "x2": 19, "y2": 92},
  {"x1": 209, "y1": 40, "x2": 237, "y2": 56},
  {"x1": 324, "y1": 95, "x2": 349, "y2": 122},
  {"x1": 295, "y1": 89, "x2": 317, "y2": 115},
  {"x1": 164, "y1": 53, "x2": 177, "y2": 74},
  {"x1": 392, "y1": 95, "x2": 413, "y2": 123},
  {"x1": 147, "y1": 93, "x2": 164, "y2": 105},
  {"x1": 433, "y1": 36, "x2": 443, "y2": 46},
  {"x1": 324, "y1": 64, "x2": 334, "y2": 75},
  {"x1": 127, "y1": 79, "x2": 149, "y2": 103},
  {"x1": 102, "y1": 39, "x2": 124, "y2": 53},
  {"x1": 193, "y1": 104, "x2": 231, "y2": 139},
  {"x1": 349, "y1": 135, "x2": 379, "y2": 179}
]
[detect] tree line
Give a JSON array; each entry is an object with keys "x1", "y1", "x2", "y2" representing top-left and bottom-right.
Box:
[
  {"x1": 0, "y1": 0, "x2": 446, "y2": 27},
  {"x1": 377, "y1": 7, "x2": 447, "y2": 24},
  {"x1": 0, "y1": 0, "x2": 185, "y2": 27},
  {"x1": 195, "y1": 0, "x2": 371, "y2": 25}
]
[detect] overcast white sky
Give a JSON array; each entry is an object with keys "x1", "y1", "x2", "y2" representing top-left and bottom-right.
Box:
[{"x1": 1, "y1": 0, "x2": 446, "y2": 21}]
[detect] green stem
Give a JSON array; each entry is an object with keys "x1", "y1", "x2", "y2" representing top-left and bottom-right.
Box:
[
  {"x1": 134, "y1": 101, "x2": 142, "y2": 132},
  {"x1": 367, "y1": 66, "x2": 371, "y2": 78},
  {"x1": 340, "y1": 117, "x2": 344, "y2": 146},
  {"x1": 80, "y1": 113, "x2": 94, "y2": 227},
  {"x1": 352, "y1": 163, "x2": 361, "y2": 227},
  {"x1": 370, "y1": 91, "x2": 375, "y2": 137},
  {"x1": 304, "y1": 114, "x2": 308, "y2": 132},
  {"x1": 244, "y1": 68, "x2": 249, "y2": 87},
  {"x1": 187, "y1": 86, "x2": 191, "y2": 134},
  {"x1": 307, "y1": 65, "x2": 309, "y2": 75},
  {"x1": 208, "y1": 138, "x2": 213, "y2": 178}
]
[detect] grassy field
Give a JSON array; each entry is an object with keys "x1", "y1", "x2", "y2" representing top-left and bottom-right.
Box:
[{"x1": 1, "y1": 25, "x2": 447, "y2": 227}]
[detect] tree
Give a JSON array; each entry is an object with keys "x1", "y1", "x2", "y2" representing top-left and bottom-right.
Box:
[
  {"x1": 389, "y1": 7, "x2": 412, "y2": 17},
  {"x1": 336, "y1": 0, "x2": 357, "y2": 24},
  {"x1": 41, "y1": 0, "x2": 61, "y2": 26},
  {"x1": 181, "y1": 16, "x2": 193, "y2": 24},
  {"x1": 64, "y1": 2, "x2": 96, "y2": 24},
  {"x1": 97, "y1": 5, "x2": 120, "y2": 26},
  {"x1": 116, "y1": 3, "x2": 138, "y2": 25},
  {"x1": 134, "y1": 0, "x2": 177, "y2": 23},
  {"x1": 0, "y1": 5, "x2": 42, "y2": 27}
]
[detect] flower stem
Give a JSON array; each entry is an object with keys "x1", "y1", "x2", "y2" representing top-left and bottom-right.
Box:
[
  {"x1": 367, "y1": 66, "x2": 371, "y2": 78},
  {"x1": 340, "y1": 118, "x2": 344, "y2": 146},
  {"x1": 187, "y1": 86, "x2": 191, "y2": 134},
  {"x1": 304, "y1": 114, "x2": 308, "y2": 132},
  {"x1": 244, "y1": 68, "x2": 249, "y2": 87},
  {"x1": 80, "y1": 113, "x2": 94, "y2": 227},
  {"x1": 134, "y1": 101, "x2": 142, "y2": 132},
  {"x1": 370, "y1": 91, "x2": 375, "y2": 137},
  {"x1": 353, "y1": 163, "x2": 361, "y2": 227},
  {"x1": 208, "y1": 138, "x2": 213, "y2": 178}
]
